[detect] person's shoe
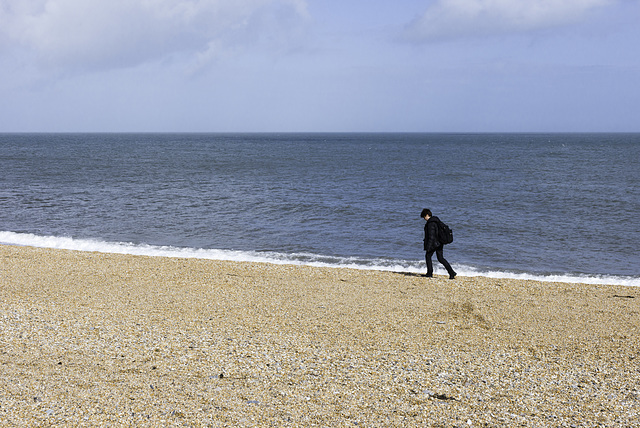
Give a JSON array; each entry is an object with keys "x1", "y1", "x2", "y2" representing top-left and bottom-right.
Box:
[
  {"x1": 425, "y1": 274, "x2": 433, "y2": 278},
  {"x1": 449, "y1": 272, "x2": 456, "y2": 280}
]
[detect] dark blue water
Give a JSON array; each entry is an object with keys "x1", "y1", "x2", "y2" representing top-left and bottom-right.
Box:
[{"x1": 1, "y1": 133, "x2": 638, "y2": 285}]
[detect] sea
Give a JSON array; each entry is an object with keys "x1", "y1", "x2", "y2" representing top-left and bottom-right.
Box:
[{"x1": 1, "y1": 133, "x2": 638, "y2": 287}]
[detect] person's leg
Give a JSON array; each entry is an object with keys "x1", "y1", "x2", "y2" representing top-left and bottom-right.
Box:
[
  {"x1": 435, "y1": 246, "x2": 456, "y2": 279},
  {"x1": 425, "y1": 250, "x2": 434, "y2": 277}
]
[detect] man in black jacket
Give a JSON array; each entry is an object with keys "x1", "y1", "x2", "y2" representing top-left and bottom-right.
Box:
[{"x1": 421, "y1": 208, "x2": 457, "y2": 279}]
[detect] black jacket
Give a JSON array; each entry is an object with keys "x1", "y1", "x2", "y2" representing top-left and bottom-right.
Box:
[{"x1": 424, "y1": 216, "x2": 441, "y2": 252}]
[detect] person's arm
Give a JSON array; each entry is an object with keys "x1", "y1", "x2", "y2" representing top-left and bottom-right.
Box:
[{"x1": 426, "y1": 221, "x2": 440, "y2": 252}]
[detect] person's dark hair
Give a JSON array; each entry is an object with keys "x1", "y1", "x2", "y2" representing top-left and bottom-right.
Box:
[{"x1": 420, "y1": 208, "x2": 432, "y2": 218}]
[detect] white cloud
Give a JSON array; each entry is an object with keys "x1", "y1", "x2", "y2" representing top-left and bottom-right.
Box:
[
  {"x1": 0, "y1": 0, "x2": 309, "y2": 71},
  {"x1": 402, "y1": 0, "x2": 615, "y2": 42}
]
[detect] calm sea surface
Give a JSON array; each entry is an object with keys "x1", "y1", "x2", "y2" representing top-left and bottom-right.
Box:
[{"x1": 1, "y1": 133, "x2": 638, "y2": 285}]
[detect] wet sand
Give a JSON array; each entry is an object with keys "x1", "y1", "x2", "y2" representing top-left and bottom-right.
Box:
[{"x1": 1, "y1": 245, "x2": 639, "y2": 426}]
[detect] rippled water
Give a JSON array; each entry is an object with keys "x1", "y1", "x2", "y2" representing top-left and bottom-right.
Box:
[{"x1": 1, "y1": 133, "x2": 638, "y2": 283}]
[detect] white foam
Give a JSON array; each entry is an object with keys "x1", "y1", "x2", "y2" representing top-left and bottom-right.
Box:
[
  {"x1": 454, "y1": 265, "x2": 640, "y2": 287},
  {"x1": 1, "y1": 231, "x2": 638, "y2": 287}
]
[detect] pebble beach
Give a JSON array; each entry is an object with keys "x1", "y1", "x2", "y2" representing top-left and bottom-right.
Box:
[{"x1": 1, "y1": 245, "x2": 639, "y2": 427}]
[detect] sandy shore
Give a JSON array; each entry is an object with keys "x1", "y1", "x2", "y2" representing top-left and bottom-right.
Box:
[{"x1": 1, "y1": 245, "x2": 638, "y2": 427}]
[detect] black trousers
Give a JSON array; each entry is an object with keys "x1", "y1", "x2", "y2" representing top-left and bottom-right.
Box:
[{"x1": 425, "y1": 245, "x2": 455, "y2": 277}]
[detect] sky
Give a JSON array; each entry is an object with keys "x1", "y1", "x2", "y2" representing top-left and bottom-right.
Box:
[{"x1": 1, "y1": 0, "x2": 639, "y2": 132}]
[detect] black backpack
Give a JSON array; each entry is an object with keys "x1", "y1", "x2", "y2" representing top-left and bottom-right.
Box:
[{"x1": 437, "y1": 220, "x2": 454, "y2": 245}]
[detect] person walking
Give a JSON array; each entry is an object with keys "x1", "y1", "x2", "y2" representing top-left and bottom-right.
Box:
[{"x1": 421, "y1": 208, "x2": 457, "y2": 279}]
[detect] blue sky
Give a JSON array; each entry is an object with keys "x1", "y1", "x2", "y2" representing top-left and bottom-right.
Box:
[{"x1": 1, "y1": 0, "x2": 638, "y2": 132}]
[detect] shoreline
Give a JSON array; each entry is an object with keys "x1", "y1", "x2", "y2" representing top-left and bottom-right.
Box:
[
  {"x1": 2, "y1": 233, "x2": 638, "y2": 287},
  {"x1": 1, "y1": 245, "x2": 639, "y2": 425}
]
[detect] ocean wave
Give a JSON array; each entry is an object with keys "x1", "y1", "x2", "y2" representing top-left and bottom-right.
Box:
[{"x1": 1, "y1": 231, "x2": 638, "y2": 287}]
